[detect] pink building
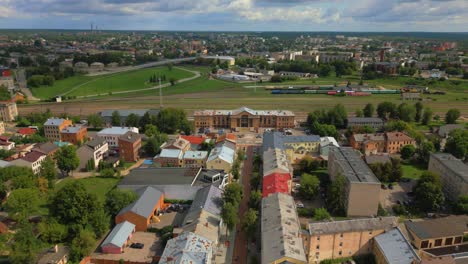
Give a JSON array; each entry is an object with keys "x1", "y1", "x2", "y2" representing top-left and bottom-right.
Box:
[{"x1": 101, "y1": 221, "x2": 135, "y2": 254}]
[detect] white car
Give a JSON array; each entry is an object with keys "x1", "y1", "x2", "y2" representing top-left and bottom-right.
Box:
[{"x1": 296, "y1": 202, "x2": 304, "y2": 208}]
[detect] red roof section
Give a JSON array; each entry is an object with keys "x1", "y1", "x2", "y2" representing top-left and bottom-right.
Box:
[
  {"x1": 180, "y1": 135, "x2": 205, "y2": 145},
  {"x1": 17, "y1": 128, "x2": 37, "y2": 135},
  {"x1": 20, "y1": 151, "x2": 45, "y2": 163},
  {"x1": 262, "y1": 173, "x2": 291, "y2": 198}
]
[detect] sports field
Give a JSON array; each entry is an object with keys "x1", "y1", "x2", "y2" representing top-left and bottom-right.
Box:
[{"x1": 30, "y1": 66, "x2": 194, "y2": 99}]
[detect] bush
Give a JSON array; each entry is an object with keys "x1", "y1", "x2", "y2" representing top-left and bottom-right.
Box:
[{"x1": 392, "y1": 204, "x2": 407, "y2": 215}]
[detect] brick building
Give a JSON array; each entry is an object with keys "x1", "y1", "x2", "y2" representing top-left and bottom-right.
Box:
[
  {"x1": 350, "y1": 132, "x2": 416, "y2": 155},
  {"x1": 43, "y1": 118, "x2": 73, "y2": 142},
  {"x1": 60, "y1": 124, "x2": 87, "y2": 145},
  {"x1": 118, "y1": 131, "x2": 142, "y2": 162},
  {"x1": 194, "y1": 106, "x2": 295, "y2": 131},
  {"x1": 153, "y1": 149, "x2": 183, "y2": 167}
]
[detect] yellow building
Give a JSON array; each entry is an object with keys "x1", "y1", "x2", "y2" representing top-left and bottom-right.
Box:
[
  {"x1": 262, "y1": 132, "x2": 321, "y2": 164},
  {"x1": 0, "y1": 102, "x2": 18, "y2": 122},
  {"x1": 43, "y1": 118, "x2": 73, "y2": 142},
  {"x1": 206, "y1": 141, "x2": 235, "y2": 172},
  {"x1": 183, "y1": 151, "x2": 208, "y2": 168},
  {"x1": 373, "y1": 228, "x2": 420, "y2": 264},
  {"x1": 306, "y1": 217, "x2": 397, "y2": 263}
]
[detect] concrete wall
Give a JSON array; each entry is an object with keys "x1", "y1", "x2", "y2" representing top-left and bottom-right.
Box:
[{"x1": 347, "y1": 183, "x2": 380, "y2": 217}]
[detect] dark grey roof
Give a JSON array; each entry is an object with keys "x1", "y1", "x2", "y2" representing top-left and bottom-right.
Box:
[
  {"x1": 365, "y1": 154, "x2": 391, "y2": 165},
  {"x1": 119, "y1": 167, "x2": 202, "y2": 186},
  {"x1": 405, "y1": 215, "x2": 468, "y2": 240},
  {"x1": 86, "y1": 137, "x2": 107, "y2": 148},
  {"x1": 438, "y1": 124, "x2": 464, "y2": 137},
  {"x1": 34, "y1": 142, "x2": 59, "y2": 154},
  {"x1": 119, "y1": 131, "x2": 141, "y2": 143},
  {"x1": 330, "y1": 147, "x2": 380, "y2": 183},
  {"x1": 430, "y1": 153, "x2": 468, "y2": 183},
  {"x1": 348, "y1": 117, "x2": 384, "y2": 124},
  {"x1": 263, "y1": 132, "x2": 320, "y2": 152},
  {"x1": 309, "y1": 216, "x2": 398, "y2": 235},
  {"x1": 187, "y1": 185, "x2": 223, "y2": 217},
  {"x1": 100, "y1": 109, "x2": 160, "y2": 118},
  {"x1": 117, "y1": 186, "x2": 163, "y2": 218}
]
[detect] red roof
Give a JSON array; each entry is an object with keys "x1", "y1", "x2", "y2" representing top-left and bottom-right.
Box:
[
  {"x1": 180, "y1": 135, "x2": 205, "y2": 145},
  {"x1": 0, "y1": 222, "x2": 8, "y2": 234},
  {"x1": 17, "y1": 128, "x2": 37, "y2": 135},
  {"x1": 20, "y1": 151, "x2": 45, "y2": 163},
  {"x1": 262, "y1": 173, "x2": 291, "y2": 198}
]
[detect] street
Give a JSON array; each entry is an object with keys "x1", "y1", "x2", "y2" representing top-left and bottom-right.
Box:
[{"x1": 232, "y1": 145, "x2": 254, "y2": 264}]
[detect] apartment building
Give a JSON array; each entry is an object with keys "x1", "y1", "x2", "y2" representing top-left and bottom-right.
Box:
[
  {"x1": 263, "y1": 132, "x2": 321, "y2": 163},
  {"x1": 0, "y1": 101, "x2": 18, "y2": 122},
  {"x1": 11, "y1": 151, "x2": 47, "y2": 174},
  {"x1": 328, "y1": 147, "x2": 381, "y2": 217},
  {"x1": 306, "y1": 217, "x2": 398, "y2": 263},
  {"x1": 428, "y1": 153, "x2": 468, "y2": 201},
  {"x1": 350, "y1": 132, "x2": 416, "y2": 155},
  {"x1": 43, "y1": 118, "x2": 73, "y2": 142},
  {"x1": 262, "y1": 148, "x2": 292, "y2": 198},
  {"x1": 118, "y1": 131, "x2": 142, "y2": 162},
  {"x1": 261, "y1": 193, "x2": 307, "y2": 264},
  {"x1": 194, "y1": 107, "x2": 295, "y2": 131},
  {"x1": 60, "y1": 124, "x2": 87, "y2": 145},
  {"x1": 76, "y1": 138, "x2": 109, "y2": 171},
  {"x1": 347, "y1": 117, "x2": 384, "y2": 131},
  {"x1": 183, "y1": 151, "x2": 208, "y2": 168},
  {"x1": 386, "y1": 132, "x2": 416, "y2": 154},
  {"x1": 97, "y1": 127, "x2": 139, "y2": 147}
]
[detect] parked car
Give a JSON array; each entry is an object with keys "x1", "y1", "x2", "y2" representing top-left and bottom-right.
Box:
[
  {"x1": 388, "y1": 184, "x2": 394, "y2": 190},
  {"x1": 381, "y1": 184, "x2": 387, "y2": 190},
  {"x1": 296, "y1": 202, "x2": 304, "y2": 208},
  {"x1": 130, "y1": 243, "x2": 144, "y2": 249}
]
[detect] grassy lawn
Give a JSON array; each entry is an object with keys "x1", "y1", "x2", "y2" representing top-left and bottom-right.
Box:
[
  {"x1": 401, "y1": 162, "x2": 427, "y2": 180},
  {"x1": 55, "y1": 176, "x2": 120, "y2": 203},
  {"x1": 31, "y1": 67, "x2": 194, "y2": 99}
]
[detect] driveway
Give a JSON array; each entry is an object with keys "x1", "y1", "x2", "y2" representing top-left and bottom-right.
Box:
[{"x1": 379, "y1": 181, "x2": 416, "y2": 212}]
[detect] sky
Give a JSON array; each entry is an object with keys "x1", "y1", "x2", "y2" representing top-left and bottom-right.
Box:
[{"x1": 0, "y1": 0, "x2": 467, "y2": 32}]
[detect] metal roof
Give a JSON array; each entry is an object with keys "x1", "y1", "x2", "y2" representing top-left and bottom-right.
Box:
[
  {"x1": 185, "y1": 185, "x2": 223, "y2": 218},
  {"x1": 183, "y1": 151, "x2": 208, "y2": 160},
  {"x1": 329, "y1": 147, "x2": 380, "y2": 183},
  {"x1": 158, "y1": 149, "x2": 183, "y2": 159},
  {"x1": 117, "y1": 186, "x2": 163, "y2": 218},
  {"x1": 159, "y1": 232, "x2": 213, "y2": 264},
  {"x1": 263, "y1": 132, "x2": 320, "y2": 152},
  {"x1": 308, "y1": 216, "x2": 398, "y2": 235},
  {"x1": 374, "y1": 227, "x2": 420, "y2": 264},
  {"x1": 119, "y1": 167, "x2": 202, "y2": 186},
  {"x1": 97, "y1": 127, "x2": 139, "y2": 135},
  {"x1": 207, "y1": 142, "x2": 235, "y2": 164},
  {"x1": 44, "y1": 118, "x2": 68, "y2": 126},
  {"x1": 405, "y1": 215, "x2": 468, "y2": 240},
  {"x1": 101, "y1": 221, "x2": 135, "y2": 248}
]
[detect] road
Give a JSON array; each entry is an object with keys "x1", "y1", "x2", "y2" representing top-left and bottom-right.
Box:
[
  {"x1": 70, "y1": 66, "x2": 201, "y2": 98},
  {"x1": 15, "y1": 68, "x2": 40, "y2": 101},
  {"x1": 85, "y1": 57, "x2": 197, "y2": 77},
  {"x1": 232, "y1": 146, "x2": 254, "y2": 264}
]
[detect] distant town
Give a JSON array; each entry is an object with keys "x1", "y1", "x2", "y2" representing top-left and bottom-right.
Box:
[{"x1": 0, "y1": 29, "x2": 467, "y2": 264}]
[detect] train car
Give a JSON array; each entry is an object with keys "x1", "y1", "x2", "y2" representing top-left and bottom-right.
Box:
[{"x1": 271, "y1": 89, "x2": 305, "y2": 94}]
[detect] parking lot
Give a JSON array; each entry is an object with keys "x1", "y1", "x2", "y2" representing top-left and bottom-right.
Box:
[{"x1": 379, "y1": 180, "x2": 416, "y2": 212}]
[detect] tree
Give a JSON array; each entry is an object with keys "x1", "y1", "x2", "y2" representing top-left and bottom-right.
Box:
[
  {"x1": 299, "y1": 173, "x2": 320, "y2": 199},
  {"x1": 85, "y1": 159, "x2": 95, "y2": 172},
  {"x1": 169, "y1": 77, "x2": 176, "y2": 86},
  {"x1": 249, "y1": 190, "x2": 262, "y2": 209},
  {"x1": 221, "y1": 202, "x2": 239, "y2": 234},
  {"x1": 422, "y1": 108, "x2": 433, "y2": 125},
  {"x1": 363, "y1": 103, "x2": 374, "y2": 117},
  {"x1": 40, "y1": 156, "x2": 57, "y2": 188},
  {"x1": 145, "y1": 136, "x2": 163, "y2": 156},
  {"x1": 9, "y1": 222, "x2": 40, "y2": 264},
  {"x1": 242, "y1": 209, "x2": 258, "y2": 241},
  {"x1": 87, "y1": 113, "x2": 103, "y2": 128},
  {"x1": 400, "y1": 145, "x2": 416, "y2": 160},
  {"x1": 70, "y1": 229, "x2": 96, "y2": 262},
  {"x1": 99, "y1": 168, "x2": 115, "y2": 177},
  {"x1": 445, "y1": 109, "x2": 460, "y2": 124},
  {"x1": 144, "y1": 124, "x2": 159, "y2": 137},
  {"x1": 167, "y1": 63, "x2": 173, "y2": 71},
  {"x1": 414, "y1": 102, "x2": 423, "y2": 122},
  {"x1": 313, "y1": 208, "x2": 331, "y2": 221},
  {"x1": 455, "y1": 195, "x2": 468, "y2": 214},
  {"x1": 444, "y1": 129, "x2": 468, "y2": 160},
  {"x1": 297, "y1": 157, "x2": 321, "y2": 175},
  {"x1": 105, "y1": 189, "x2": 138, "y2": 218},
  {"x1": 125, "y1": 113, "x2": 140, "y2": 127},
  {"x1": 111, "y1": 110, "x2": 121, "y2": 126},
  {"x1": 389, "y1": 158, "x2": 403, "y2": 182},
  {"x1": 250, "y1": 172, "x2": 260, "y2": 190},
  {"x1": 398, "y1": 103, "x2": 416, "y2": 122},
  {"x1": 231, "y1": 162, "x2": 240, "y2": 180},
  {"x1": 222, "y1": 182, "x2": 243, "y2": 207},
  {"x1": 5, "y1": 188, "x2": 40, "y2": 221},
  {"x1": 327, "y1": 175, "x2": 346, "y2": 216},
  {"x1": 355, "y1": 109, "x2": 363, "y2": 117},
  {"x1": 55, "y1": 145, "x2": 80, "y2": 176},
  {"x1": 38, "y1": 219, "x2": 68, "y2": 243},
  {"x1": 413, "y1": 171, "x2": 444, "y2": 212},
  {"x1": 417, "y1": 141, "x2": 435, "y2": 164},
  {"x1": 377, "y1": 101, "x2": 397, "y2": 120}
]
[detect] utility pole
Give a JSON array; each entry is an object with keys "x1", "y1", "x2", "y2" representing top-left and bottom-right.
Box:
[{"x1": 159, "y1": 74, "x2": 163, "y2": 108}]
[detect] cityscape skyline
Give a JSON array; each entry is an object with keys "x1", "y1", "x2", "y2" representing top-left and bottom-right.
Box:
[{"x1": 1, "y1": 0, "x2": 467, "y2": 32}]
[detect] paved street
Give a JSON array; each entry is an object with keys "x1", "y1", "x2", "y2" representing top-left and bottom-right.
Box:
[{"x1": 232, "y1": 145, "x2": 254, "y2": 264}]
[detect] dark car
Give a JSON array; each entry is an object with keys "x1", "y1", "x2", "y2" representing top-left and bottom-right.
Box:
[
  {"x1": 400, "y1": 178, "x2": 411, "y2": 183},
  {"x1": 388, "y1": 184, "x2": 394, "y2": 190},
  {"x1": 130, "y1": 243, "x2": 144, "y2": 249},
  {"x1": 381, "y1": 184, "x2": 387, "y2": 190}
]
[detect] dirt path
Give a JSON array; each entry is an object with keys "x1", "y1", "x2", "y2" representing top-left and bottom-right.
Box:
[
  {"x1": 233, "y1": 146, "x2": 254, "y2": 264},
  {"x1": 73, "y1": 67, "x2": 201, "y2": 98}
]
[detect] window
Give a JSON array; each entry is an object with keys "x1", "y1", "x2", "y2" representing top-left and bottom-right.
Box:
[
  {"x1": 339, "y1": 242, "x2": 343, "y2": 247},
  {"x1": 434, "y1": 239, "x2": 442, "y2": 247},
  {"x1": 340, "y1": 233, "x2": 343, "y2": 238},
  {"x1": 421, "y1": 241, "x2": 429, "y2": 249},
  {"x1": 454, "y1": 237, "x2": 462, "y2": 244},
  {"x1": 445, "y1": 237, "x2": 453, "y2": 246},
  {"x1": 316, "y1": 245, "x2": 320, "y2": 250},
  {"x1": 317, "y1": 236, "x2": 320, "y2": 241},
  {"x1": 338, "y1": 251, "x2": 342, "y2": 256}
]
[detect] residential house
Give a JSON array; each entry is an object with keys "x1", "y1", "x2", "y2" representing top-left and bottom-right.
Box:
[
  {"x1": 33, "y1": 142, "x2": 59, "y2": 157},
  {"x1": 180, "y1": 135, "x2": 206, "y2": 150},
  {"x1": 118, "y1": 131, "x2": 142, "y2": 162},
  {"x1": 373, "y1": 227, "x2": 420, "y2": 264},
  {"x1": 428, "y1": 153, "x2": 468, "y2": 201},
  {"x1": 37, "y1": 245, "x2": 69, "y2": 264},
  {"x1": 76, "y1": 138, "x2": 109, "y2": 171},
  {"x1": 101, "y1": 221, "x2": 136, "y2": 254},
  {"x1": 350, "y1": 132, "x2": 416, "y2": 155},
  {"x1": 159, "y1": 232, "x2": 214, "y2": 264},
  {"x1": 306, "y1": 217, "x2": 398, "y2": 263},
  {"x1": 0, "y1": 136, "x2": 14, "y2": 150},
  {"x1": 16, "y1": 127, "x2": 37, "y2": 137},
  {"x1": 115, "y1": 186, "x2": 165, "y2": 232},
  {"x1": 347, "y1": 117, "x2": 384, "y2": 131},
  {"x1": 386, "y1": 132, "x2": 416, "y2": 154},
  {"x1": 97, "y1": 127, "x2": 139, "y2": 147},
  {"x1": 161, "y1": 137, "x2": 191, "y2": 152},
  {"x1": 437, "y1": 124, "x2": 463, "y2": 138},
  {"x1": 153, "y1": 149, "x2": 183, "y2": 167},
  {"x1": 183, "y1": 151, "x2": 208, "y2": 168},
  {"x1": 43, "y1": 118, "x2": 73, "y2": 142},
  {"x1": 328, "y1": 147, "x2": 381, "y2": 217},
  {"x1": 10, "y1": 150, "x2": 47, "y2": 174},
  {"x1": 0, "y1": 101, "x2": 18, "y2": 122},
  {"x1": 206, "y1": 141, "x2": 235, "y2": 172},
  {"x1": 261, "y1": 193, "x2": 307, "y2": 264},
  {"x1": 405, "y1": 215, "x2": 468, "y2": 251},
  {"x1": 60, "y1": 124, "x2": 87, "y2": 145}
]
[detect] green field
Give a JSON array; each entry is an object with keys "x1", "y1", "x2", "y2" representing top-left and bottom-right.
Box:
[
  {"x1": 401, "y1": 163, "x2": 427, "y2": 180},
  {"x1": 55, "y1": 176, "x2": 120, "y2": 202},
  {"x1": 31, "y1": 67, "x2": 194, "y2": 99}
]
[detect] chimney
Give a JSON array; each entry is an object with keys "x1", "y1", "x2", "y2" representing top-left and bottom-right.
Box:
[{"x1": 54, "y1": 244, "x2": 58, "y2": 253}]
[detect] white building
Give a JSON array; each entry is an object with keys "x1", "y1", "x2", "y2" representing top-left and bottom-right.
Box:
[
  {"x1": 11, "y1": 151, "x2": 47, "y2": 174},
  {"x1": 97, "y1": 127, "x2": 139, "y2": 147},
  {"x1": 76, "y1": 137, "x2": 109, "y2": 171}
]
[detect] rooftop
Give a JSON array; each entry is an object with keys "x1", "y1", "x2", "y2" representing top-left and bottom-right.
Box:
[
  {"x1": 183, "y1": 151, "x2": 208, "y2": 160},
  {"x1": 44, "y1": 118, "x2": 69, "y2": 126},
  {"x1": 308, "y1": 216, "x2": 398, "y2": 235},
  {"x1": 119, "y1": 167, "x2": 202, "y2": 186},
  {"x1": 19, "y1": 150, "x2": 46, "y2": 163},
  {"x1": 85, "y1": 137, "x2": 107, "y2": 149},
  {"x1": 194, "y1": 107, "x2": 294, "y2": 117},
  {"x1": 158, "y1": 148, "x2": 183, "y2": 159},
  {"x1": 118, "y1": 131, "x2": 141, "y2": 143},
  {"x1": 263, "y1": 132, "x2": 320, "y2": 152},
  {"x1": 98, "y1": 126, "x2": 139, "y2": 135},
  {"x1": 263, "y1": 148, "x2": 291, "y2": 177},
  {"x1": 37, "y1": 246, "x2": 70, "y2": 264},
  {"x1": 207, "y1": 142, "x2": 235, "y2": 164},
  {"x1": 261, "y1": 193, "x2": 307, "y2": 264},
  {"x1": 405, "y1": 215, "x2": 468, "y2": 240},
  {"x1": 386, "y1": 132, "x2": 414, "y2": 142},
  {"x1": 118, "y1": 186, "x2": 163, "y2": 219},
  {"x1": 61, "y1": 124, "x2": 85, "y2": 134},
  {"x1": 330, "y1": 147, "x2": 380, "y2": 184},
  {"x1": 159, "y1": 232, "x2": 213, "y2": 264},
  {"x1": 33, "y1": 142, "x2": 59, "y2": 155},
  {"x1": 374, "y1": 227, "x2": 420, "y2": 264},
  {"x1": 430, "y1": 153, "x2": 468, "y2": 183},
  {"x1": 101, "y1": 221, "x2": 135, "y2": 248}
]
